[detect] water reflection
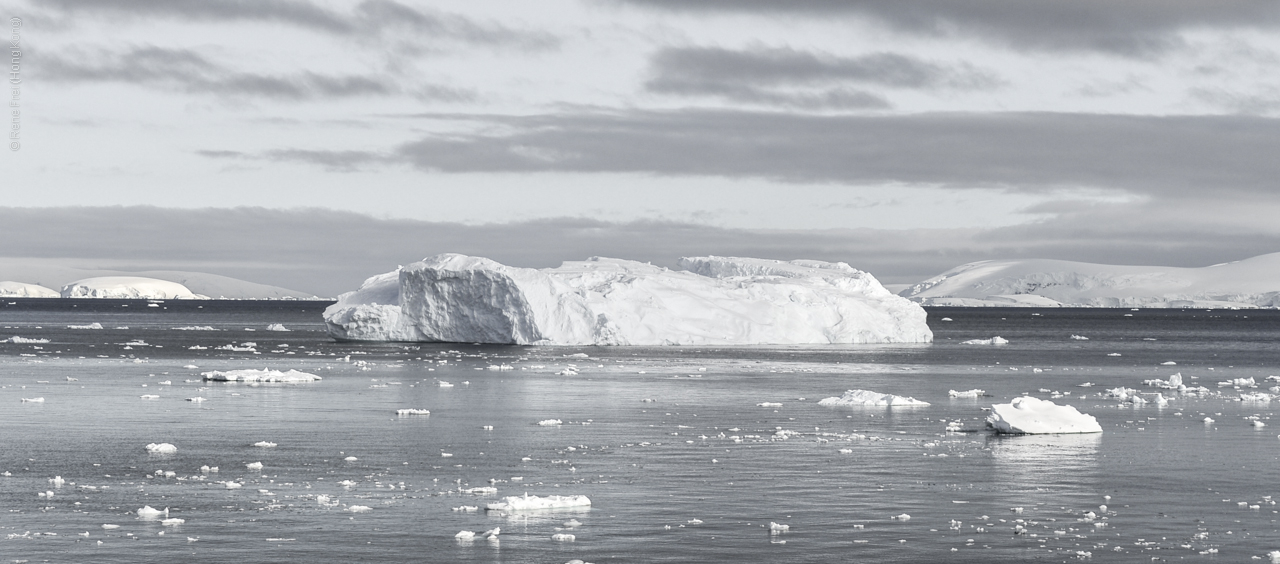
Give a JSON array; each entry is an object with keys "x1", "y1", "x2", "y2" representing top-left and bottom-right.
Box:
[{"x1": 987, "y1": 433, "x2": 1101, "y2": 488}]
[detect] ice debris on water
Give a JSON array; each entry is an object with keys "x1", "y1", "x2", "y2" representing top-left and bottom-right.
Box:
[
  {"x1": 396, "y1": 409, "x2": 430, "y2": 415},
  {"x1": 246, "y1": 462, "x2": 263, "y2": 471},
  {"x1": 537, "y1": 419, "x2": 563, "y2": 426},
  {"x1": 818, "y1": 389, "x2": 929, "y2": 406},
  {"x1": 346, "y1": 505, "x2": 372, "y2": 513},
  {"x1": 769, "y1": 522, "x2": 790, "y2": 532},
  {"x1": 146, "y1": 443, "x2": 177, "y2": 454},
  {"x1": 202, "y1": 369, "x2": 321, "y2": 383},
  {"x1": 948, "y1": 389, "x2": 984, "y2": 398},
  {"x1": 136, "y1": 506, "x2": 168, "y2": 519},
  {"x1": 486, "y1": 493, "x2": 591, "y2": 511},
  {"x1": 551, "y1": 533, "x2": 576, "y2": 542},
  {"x1": 987, "y1": 397, "x2": 1102, "y2": 434},
  {"x1": 891, "y1": 514, "x2": 911, "y2": 521},
  {"x1": 253, "y1": 441, "x2": 277, "y2": 448},
  {"x1": 266, "y1": 323, "x2": 291, "y2": 331},
  {"x1": 961, "y1": 336, "x2": 1008, "y2": 345},
  {"x1": 21, "y1": 397, "x2": 45, "y2": 403}
]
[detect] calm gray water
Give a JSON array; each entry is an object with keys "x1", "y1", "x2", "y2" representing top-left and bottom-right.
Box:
[{"x1": 2, "y1": 301, "x2": 1278, "y2": 562}]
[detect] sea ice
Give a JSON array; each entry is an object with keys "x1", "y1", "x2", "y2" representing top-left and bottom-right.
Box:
[
  {"x1": 396, "y1": 409, "x2": 430, "y2": 415},
  {"x1": 246, "y1": 462, "x2": 263, "y2": 471},
  {"x1": 537, "y1": 419, "x2": 564, "y2": 426},
  {"x1": 202, "y1": 369, "x2": 321, "y2": 383},
  {"x1": 818, "y1": 389, "x2": 930, "y2": 406},
  {"x1": 145, "y1": 443, "x2": 177, "y2": 454},
  {"x1": 986, "y1": 397, "x2": 1103, "y2": 434},
  {"x1": 67, "y1": 323, "x2": 103, "y2": 330},
  {"x1": 324, "y1": 254, "x2": 932, "y2": 345},
  {"x1": 961, "y1": 336, "x2": 1008, "y2": 345},
  {"x1": 20, "y1": 397, "x2": 45, "y2": 403},
  {"x1": 136, "y1": 506, "x2": 168, "y2": 519},
  {"x1": 347, "y1": 506, "x2": 372, "y2": 513},
  {"x1": 253, "y1": 441, "x2": 278, "y2": 447},
  {"x1": 3, "y1": 336, "x2": 49, "y2": 343},
  {"x1": 161, "y1": 518, "x2": 185, "y2": 526},
  {"x1": 266, "y1": 323, "x2": 291, "y2": 331},
  {"x1": 551, "y1": 533, "x2": 576, "y2": 542},
  {"x1": 949, "y1": 389, "x2": 985, "y2": 398},
  {"x1": 485, "y1": 493, "x2": 591, "y2": 511}
]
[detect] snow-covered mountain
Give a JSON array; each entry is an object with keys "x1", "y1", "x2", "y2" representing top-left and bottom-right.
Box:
[
  {"x1": 325, "y1": 254, "x2": 932, "y2": 345},
  {"x1": 0, "y1": 259, "x2": 318, "y2": 300},
  {"x1": 900, "y1": 253, "x2": 1280, "y2": 308},
  {"x1": 60, "y1": 277, "x2": 205, "y2": 299},
  {"x1": 0, "y1": 281, "x2": 59, "y2": 298}
]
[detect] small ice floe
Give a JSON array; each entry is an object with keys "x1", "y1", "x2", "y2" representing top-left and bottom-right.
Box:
[
  {"x1": 68, "y1": 323, "x2": 104, "y2": 330},
  {"x1": 463, "y1": 486, "x2": 496, "y2": 494},
  {"x1": 146, "y1": 443, "x2": 177, "y2": 454},
  {"x1": 1070, "y1": 335, "x2": 1089, "y2": 340},
  {"x1": 551, "y1": 533, "x2": 575, "y2": 542},
  {"x1": 1161, "y1": 361, "x2": 1177, "y2": 366},
  {"x1": 756, "y1": 402, "x2": 782, "y2": 408},
  {"x1": 4, "y1": 336, "x2": 50, "y2": 343},
  {"x1": 253, "y1": 441, "x2": 277, "y2": 448},
  {"x1": 485, "y1": 493, "x2": 591, "y2": 511},
  {"x1": 346, "y1": 505, "x2": 372, "y2": 513},
  {"x1": 838, "y1": 448, "x2": 854, "y2": 454},
  {"x1": 338, "y1": 480, "x2": 357, "y2": 487},
  {"x1": 986, "y1": 397, "x2": 1102, "y2": 434},
  {"x1": 537, "y1": 419, "x2": 563, "y2": 426},
  {"x1": 1106, "y1": 353, "x2": 1121, "y2": 357},
  {"x1": 136, "y1": 506, "x2": 168, "y2": 519},
  {"x1": 21, "y1": 397, "x2": 45, "y2": 403},
  {"x1": 396, "y1": 409, "x2": 430, "y2": 415},
  {"x1": 487, "y1": 364, "x2": 514, "y2": 371},
  {"x1": 202, "y1": 369, "x2": 321, "y2": 383},
  {"x1": 961, "y1": 336, "x2": 1008, "y2": 345},
  {"x1": 49, "y1": 476, "x2": 65, "y2": 487},
  {"x1": 186, "y1": 397, "x2": 206, "y2": 403},
  {"x1": 438, "y1": 381, "x2": 454, "y2": 388},
  {"x1": 174, "y1": 326, "x2": 218, "y2": 331},
  {"x1": 940, "y1": 317, "x2": 953, "y2": 321},
  {"x1": 1219, "y1": 377, "x2": 1258, "y2": 388},
  {"x1": 1203, "y1": 417, "x2": 1215, "y2": 424},
  {"x1": 1143, "y1": 373, "x2": 1185, "y2": 390},
  {"x1": 948, "y1": 389, "x2": 985, "y2": 398},
  {"x1": 317, "y1": 495, "x2": 337, "y2": 506},
  {"x1": 265, "y1": 323, "x2": 291, "y2": 332},
  {"x1": 455, "y1": 530, "x2": 476, "y2": 540},
  {"x1": 38, "y1": 490, "x2": 54, "y2": 498},
  {"x1": 161, "y1": 518, "x2": 185, "y2": 526},
  {"x1": 343, "y1": 456, "x2": 358, "y2": 462},
  {"x1": 246, "y1": 462, "x2": 264, "y2": 471},
  {"x1": 891, "y1": 514, "x2": 911, "y2": 521},
  {"x1": 819, "y1": 389, "x2": 930, "y2": 407},
  {"x1": 101, "y1": 524, "x2": 120, "y2": 530},
  {"x1": 140, "y1": 394, "x2": 160, "y2": 400},
  {"x1": 441, "y1": 452, "x2": 453, "y2": 458},
  {"x1": 452, "y1": 506, "x2": 479, "y2": 512},
  {"x1": 1252, "y1": 420, "x2": 1267, "y2": 428},
  {"x1": 200, "y1": 465, "x2": 218, "y2": 473},
  {"x1": 1241, "y1": 392, "x2": 1272, "y2": 402},
  {"x1": 767, "y1": 522, "x2": 790, "y2": 534},
  {"x1": 224, "y1": 481, "x2": 242, "y2": 489}
]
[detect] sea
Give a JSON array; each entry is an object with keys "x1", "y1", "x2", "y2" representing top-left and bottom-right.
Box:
[{"x1": 2, "y1": 299, "x2": 1278, "y2": 563}]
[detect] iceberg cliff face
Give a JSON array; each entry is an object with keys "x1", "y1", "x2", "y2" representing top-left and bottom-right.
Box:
[{"x1": 324, "y1": 254, "x2": 932, "y2": 345}]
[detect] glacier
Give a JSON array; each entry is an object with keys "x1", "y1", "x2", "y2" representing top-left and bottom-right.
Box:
[
  {"x1": 324, "y1": 254, "x2": 932, "y2": 346},
  {"x1": 901, "y1": 253, "x2": 1280, "y2": 308}
]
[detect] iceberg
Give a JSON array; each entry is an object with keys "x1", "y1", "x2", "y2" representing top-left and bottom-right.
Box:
[
  {"x1": 61, "y1": 277, "x2": 207, "y2": 300},
  {"x1": 145, "y1": 443, "x2": 177, "y2": 454},
  {"x1": 0, "y1": 281, "x2": 59, "y2": 298},
  {"x1": 818, "y1": 389, "x2": 930, "y2": 406},
  {"x1": 201, "y1": 369, "x2": 322, "y2": 383},
  {"x1": 3, "y1": 336, "x2": 49, "y2": 344},
  {"x1": 486, "y1": 493, "x2": 591, "y2": 511},
  {"x1": 986, "y1": 397, "x2": 1103, "y2": 434},
  {"x1": 323, "y1": 254, "x2": 931, "y2": 345}
]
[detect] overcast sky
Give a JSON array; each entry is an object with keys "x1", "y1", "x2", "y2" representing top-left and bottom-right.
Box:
[{"x1": 4, "y1": 0, "x2": 1280, "y2": 296}]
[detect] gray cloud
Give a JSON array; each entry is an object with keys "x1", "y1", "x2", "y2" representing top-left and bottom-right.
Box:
[
  {"x1": 39, "y1": 0, "x2": 557, "y2": 49},
  {"x1": 649, "y1": 47, "x2": 1000, "y2": 95},
  {"x1": 35, "y1": 45, "x2": 473, "y2": 101},
  {"x1": 1, "y1": 205, "x2": 1276, "y2": 296},
  {"x1": 232, "y1": 109, "x2": 1280, "y2": 196},
  {"x1": 613, "y1": 0, "x2": 1280, "y2": 56}
]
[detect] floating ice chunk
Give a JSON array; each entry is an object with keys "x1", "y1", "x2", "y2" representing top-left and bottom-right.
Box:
[
  {"x1": 49, "y1": 476, "x2": 65, "y2": 487},
  {"x1": 344, "y1": 456, "x2": 358, "y2": 462},
  {"x1": 224, "y1": 481, "x2": 242, "y2": 489},
  {"x1": 455, "y1": 530, "x2": 476, "y2": 540},
  {"x1": 146, "y1": 443, "x2": 177, "y2": 454},
  {"x1": 324, "y1": 254, "x2": 931, "y2": 345},
  {"x1": 20, "y1": 397, "x2": 45, "y2": 403},
  {"x1": 838, "y1": 448, "x2": 854, "y2": 454},
  {"x1": 563, "y1": 519, "x2": 582, "y2": 528},
  {"x1": 818, "y1": 389, "x2": 930, "y2": 407},
  {"x1": 551, "y1": 533, "x2": 576, "y2": 542},
  {"x1": 317, "y1": 495, "x2": 336, "y2": 506},
  {"x1": 891, "y1": 514, "x2": 911, "y2": 521},
  {"x1": 396, "y1": 409, "x2": 430, "y2": 415},
  {"x1": 486, "y1": 493, "x2": 591, "y2": 511},
  {"x1": 986, "y1": 397, "x2": 1102, "y2": 434},
  {"x1": 948, "y1": 389, "x2": 985, "y2": 398},
  {"x1": 961, "y1": 336, "x2": 1008, "y2": 345},
  {"x1": 136, "y1": 506, "x2": 168, "y2": 519},
  {"x1": 1241, "y1": 393, "x2": 1272, "y2": 402},
  {"x1": 452, "y1": 505, "x2": 479, "y2": 512},
  {"x1": 464, "y1": 486, "x2": 497, "y2": 494},
  {"x1": 186, "y1": 397, "x2": 206, "y2": 402},
  {"x1": 202, "y1": 369, "x2": 321, "y2": 383},
  {"x1": 101, "y1": 524, "x2": 119, "y2": 530},
  {"x1": 1070, "y1": 335, "x2": 1089, "y2": 340},
  {"x1": 757, "y1": 402, "x2": 782, "y2": 408},
  {"x1": 266, "y1": 323, "x2": 291, "y2": 332},
  {"x1": 1253, "y1": 420, "x2": 1267, "y2": 427},
  {"x1": 253, "y1": 441, "x2": 277, "y2": 448},
  {"x1": 161, "y1": 518, "x2": 185, "y2": 526},
  {"x1": 537, "y1": 419, "x2": 563, "y2": 426},
  {"x1": 1143, "y1": 373, "x2": 1183, "y2": 389},
  {"x1": 4, "y1": 336, "x2": 50, "y2": 343},
  {"x1": 438, "y1": 381, "x2": 454, "y2": 388},
  {"x1": 347, "y1": 505, "x2": 372, "y2": 513},
  {"x1": 174, "y1": 326, "x2": 218, "y2": 331},
  {"x1": 68, "y1": 323, "x2": 104, "y2": 330},
  {"x1": 246, "y1": 462, "x2": 263, "y2": 471},
  {"x1": 1218, "y1": 377, "x2": 1258, "y2": 388},
  {"x1": 1203, "y1": 417, "x2": 1215, "y2": 424},
  {"x1": 1161, "y1": 361, "x2": 1177, "y2": 366}
]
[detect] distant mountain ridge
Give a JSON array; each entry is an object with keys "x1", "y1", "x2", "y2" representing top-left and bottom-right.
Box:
[
  {"x1": 900, "y1": 253, "x2": 1280, "y2": 308},
  {"x1": 0, "y1": 259, "x2": 319, "y2": 300}
]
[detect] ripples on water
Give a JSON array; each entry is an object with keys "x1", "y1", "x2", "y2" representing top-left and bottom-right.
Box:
[{"x1": 1, "y1": 301, "x2": 1278, "y2": 562}]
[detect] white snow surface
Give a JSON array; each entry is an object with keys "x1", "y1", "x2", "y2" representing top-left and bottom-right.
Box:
[
  {"x1": 324, "y1": 254, "x2": 932, "y2": 345},
  {"x1": 201, "y1": 369, "x2": 322, "y2": 383},
  {"x1": 61, "y1": 277, "x2": 206, "y2": 300},
  {"x1": 986, "y1": 397, "x2": 1103, "y2": 434},
  {"x1": 818, "y1": 389, "x2": 930, "y2": 406},
  {"x1": 485, "y1": 493, "x2": 592, "y2": 511},
  {"x1": 901, "y1": 253, "x2": 1280, "y2": 308},
  {"x1": 0, "y1": 281, "x2": 59, "y2": 297}
]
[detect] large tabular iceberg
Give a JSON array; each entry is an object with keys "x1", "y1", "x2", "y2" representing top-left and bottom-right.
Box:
[
  {"x1": 323, "y1": 254, "x2": 932, "y2": 346},
  {"x1": 0, "y1": 281, "x2": 60, "y2": 298},
  {"x1": 986, "y1": 397, "x2": 1103, "y2": 434},
  {"x1": 61, "y1": 277, "x2": 207, "y2": 300}
]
